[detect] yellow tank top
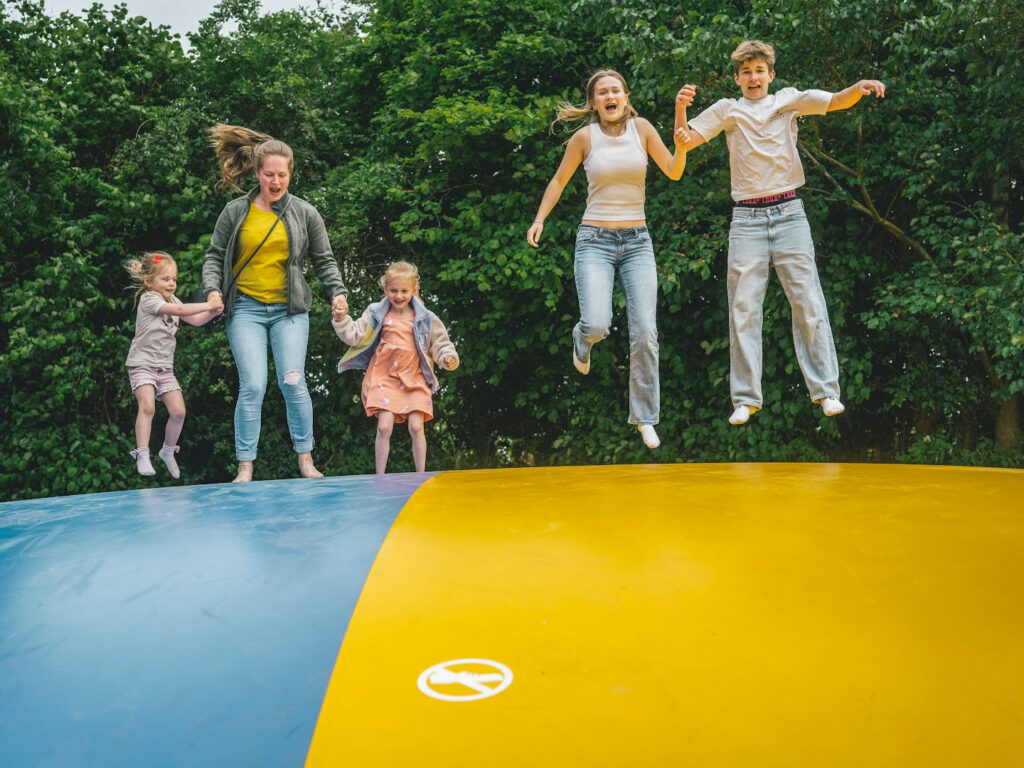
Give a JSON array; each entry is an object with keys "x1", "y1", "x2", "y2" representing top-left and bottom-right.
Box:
[{"x1": 234, "y1": 205, "x2": 289, "y2": 304}]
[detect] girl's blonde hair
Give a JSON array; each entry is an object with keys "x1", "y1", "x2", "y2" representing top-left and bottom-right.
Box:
[
  {"x1": 552, "y1": 69, "x2": 638, "y2": 131},
  {"x1": 379, "y1": 261, "x2": 421, "y2": 295},
  {"x1": 208, "y1": 124, "x2": 294, "y2": 193},
  {"x1": 125, "y1": 251, "x2": 175, "y2": 298}
]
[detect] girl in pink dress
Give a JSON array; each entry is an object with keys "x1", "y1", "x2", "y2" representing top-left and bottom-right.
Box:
[{"x1": 332, "y1": 262, "x2": 459, "y2": 473}]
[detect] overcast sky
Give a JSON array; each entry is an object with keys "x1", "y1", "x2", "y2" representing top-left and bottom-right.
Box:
[{"x1": 41, "y1": 0, "x2": 338, "y2": 40}]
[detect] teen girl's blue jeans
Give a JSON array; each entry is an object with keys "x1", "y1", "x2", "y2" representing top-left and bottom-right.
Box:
[
  {"x1": 727, "y1": 198, "x2": 840, "y2": 407},
  {"x1": 573, "y1": 225, "x2": 659, "y2": 425},
  {"x1": 226, "y1": 293, "x2": 314, "y2": 461}
]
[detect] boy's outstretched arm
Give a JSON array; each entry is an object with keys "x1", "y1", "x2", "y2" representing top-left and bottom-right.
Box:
[{"x1": 828, "y1": 80, "x2": 886, "y2": 112}]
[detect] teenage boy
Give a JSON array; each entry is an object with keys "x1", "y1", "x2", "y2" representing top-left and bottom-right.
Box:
[{"x1": 675, "y1": 40, "x2": 884, "y2": 425}]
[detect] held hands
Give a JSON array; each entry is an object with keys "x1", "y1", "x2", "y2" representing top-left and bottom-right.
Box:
[
  {"x1": 527, "y1": 221, "x2": 543, "y2": 248},
  {"x1": 331, "y1": 294, "x2": 349, "y2": 322},
  {"x1": 674, "y1": 126, "x2": 695, "y2": 148},
  {"x1": 674, "y1": 83, "x2": 697, "y2": 148},
  {"x1": 208, "y1": 291, "x2": 224, "y2": 311}
]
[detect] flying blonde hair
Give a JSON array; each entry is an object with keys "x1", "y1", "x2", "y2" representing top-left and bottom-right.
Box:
[
  {"x1": 208, "y1": 124, "x2": 294, "y2": 193},
  {"x1": 125, "y1": 251, "x2": 175, "y2": 300},
  {"x1": 552, "y1": 69, "x2": 638, "y2": 131}
]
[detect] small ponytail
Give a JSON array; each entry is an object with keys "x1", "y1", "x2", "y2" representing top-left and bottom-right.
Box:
[{"x1": 125, "y1": 251, "x2": 175, "y2": 300}]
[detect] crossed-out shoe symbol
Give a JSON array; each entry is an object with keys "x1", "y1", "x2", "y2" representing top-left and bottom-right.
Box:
[{"x1": 417, "y1": 658, "x2": 513, "y2": 701}]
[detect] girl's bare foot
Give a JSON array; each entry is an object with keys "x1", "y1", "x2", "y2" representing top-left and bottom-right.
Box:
[
  {"x1": 232, "y1": 461, "x2": 253, "y2": 483},
  {"x1": 298, "y1": 453, "x2": 324, "y2": 479}
]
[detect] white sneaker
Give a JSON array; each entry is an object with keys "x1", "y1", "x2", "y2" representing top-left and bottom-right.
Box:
[
  {"x1": 572, "y1": 348, "x2": 590, "y2": 375},
  {"x1": 821, "y1": 397, "x2": 845, "y2": 417},
  {"x1": 131, "y1": 448, "x2": 156, "y2": 476},
  {"x1": 159, "y1": 444, "x2": 181, "y2": 479},
  {"x1": 729, "y1": 405, "x2": 754, "y2": 425},
  {"x1": 638, "y1": 424, "x2": 660, "y2": 449},
  {"x1": 572, "y1": 330, "x2": 590, "y2": 375},
  {"x1": 573, "y1": 348, "x2": 589, "y2": 376}
]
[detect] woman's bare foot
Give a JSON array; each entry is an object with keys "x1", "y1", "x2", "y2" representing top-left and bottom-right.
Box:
[
  {"x1": 232, "y1": 461, "x2": 253, "y2": 483},
  {"x1": 298, "y1": 453, "x2": 324, "y2": 479}
]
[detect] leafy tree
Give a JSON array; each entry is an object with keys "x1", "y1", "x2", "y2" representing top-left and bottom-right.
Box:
[{"x1": 2, "y1": 0, "x2": 1021, "y2": 501}]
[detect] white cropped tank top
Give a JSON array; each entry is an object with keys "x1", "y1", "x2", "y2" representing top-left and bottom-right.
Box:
[{"x1": 582, "y1": 118, "x2": 648, "y2": 221}]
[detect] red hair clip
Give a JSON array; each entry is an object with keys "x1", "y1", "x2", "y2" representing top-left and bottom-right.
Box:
[{"x1": 152, "y1": 253, "x2": 164, "y2": 263}]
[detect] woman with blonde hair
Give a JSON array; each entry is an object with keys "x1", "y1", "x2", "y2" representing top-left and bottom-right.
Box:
[
  {"x1": 527, "y1": 71, "x2": 695, "y2": 449},
  {"x1": 202, "y1": 125, "x2": 348, "y2": 482}
]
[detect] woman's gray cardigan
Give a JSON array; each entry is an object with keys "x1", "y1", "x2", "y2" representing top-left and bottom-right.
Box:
[{"x1": 202, "y1": 188, "x2": 347, "y2": 318}]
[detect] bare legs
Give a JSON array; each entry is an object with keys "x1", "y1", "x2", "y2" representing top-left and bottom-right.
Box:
[
  {"x1": 160, "y1": 389, "x2": 186, "y2": 448},
  {"x1": 375, "y1": 411, "x2": 427, "y2": 474},
  {"x1": 408, "y1": 412, "x2": 426, "y2": 472},
  {"x1": 133, "y1": 385, "x2": 187, "y2": 477},
  {"x1": 132, "y1": 385, "x2": 157, "y2": 476},
  {"x1": 158, "y1": 390, "x2": 186, "y2": 478},
  {"x1": 134, "y1": 385, "x2": 156, "y2": 451},
  {"x1": 375, "y1": 412, "x2": 395, "y2": 474}
]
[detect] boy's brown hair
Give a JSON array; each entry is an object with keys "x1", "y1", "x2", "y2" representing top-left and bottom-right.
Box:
[{"x1": 731, "y1": 40, "x2": 775, "y2": 72}]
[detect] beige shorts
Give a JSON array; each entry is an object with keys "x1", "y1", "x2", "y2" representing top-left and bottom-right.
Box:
[{"x1": 128, "y1": 366, "x2": 181, "y2": 400}]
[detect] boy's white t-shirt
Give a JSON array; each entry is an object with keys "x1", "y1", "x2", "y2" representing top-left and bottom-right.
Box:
[{"x1": 688, "y1": 87, "x2": 832, "y2": 202}]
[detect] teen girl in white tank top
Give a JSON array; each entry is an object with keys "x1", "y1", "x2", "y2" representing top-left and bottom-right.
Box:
[
  {"x1": 526, "y1": 71, "x2": 696, "y2": 449},
  {"x1": 582, "y1": 118, "x2": 647, "y2": 222}
]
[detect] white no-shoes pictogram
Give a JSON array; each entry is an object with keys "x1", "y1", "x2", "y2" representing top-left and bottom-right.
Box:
[{"x1": 417, "y1": 658, "x2": 513, "y2": 702}]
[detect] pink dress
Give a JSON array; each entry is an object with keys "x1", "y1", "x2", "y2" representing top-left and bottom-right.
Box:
[{"x1": 362, "y1": 311, "x2": 433, "y2": 423}]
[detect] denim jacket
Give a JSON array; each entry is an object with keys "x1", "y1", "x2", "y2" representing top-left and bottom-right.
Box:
[
  {"x1": 202, "y1": 188, "x2": 347, "y2": 318},
  {"x1": 332, "y1": 296, "x2": 458, "y2": 393}
]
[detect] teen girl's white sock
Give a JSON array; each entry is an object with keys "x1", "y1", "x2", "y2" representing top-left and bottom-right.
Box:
[
  {"x1": 130, "y1": 447, "x2": 156, "y2": 476},
  {"x1": 821, "y1": 397, "x2": 845, "y2": 417},
  {"x1": 638, "y1": 424, "x2": 660, "y2": 449},
  {"x1": 158, "y1": 444, "x2": 181, "y2": 479}
]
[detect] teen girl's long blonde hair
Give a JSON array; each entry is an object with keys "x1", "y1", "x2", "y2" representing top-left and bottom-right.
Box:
[{"x1": 551, "y1": 69, "x2": 638, "y2": 131}]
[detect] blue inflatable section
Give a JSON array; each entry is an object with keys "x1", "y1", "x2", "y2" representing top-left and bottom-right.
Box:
[{"x1": 0, "y1": 475, "x2": 430, "y2": 768}]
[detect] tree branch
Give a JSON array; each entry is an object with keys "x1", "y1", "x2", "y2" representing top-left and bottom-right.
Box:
[{"x1": 798, "y1": 140, "x2": 934, "y2": 264}]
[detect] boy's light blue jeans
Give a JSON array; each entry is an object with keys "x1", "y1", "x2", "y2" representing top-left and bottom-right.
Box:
[
  {"x1": 573, "y1": 225, "x2": 659, "y2": 425},
  {"x1": 727, "y1": 198, "x2": 840, "y2": 408},
  {"x1": 226, "y1": 293, "x2": 314, "y2": 461}
]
